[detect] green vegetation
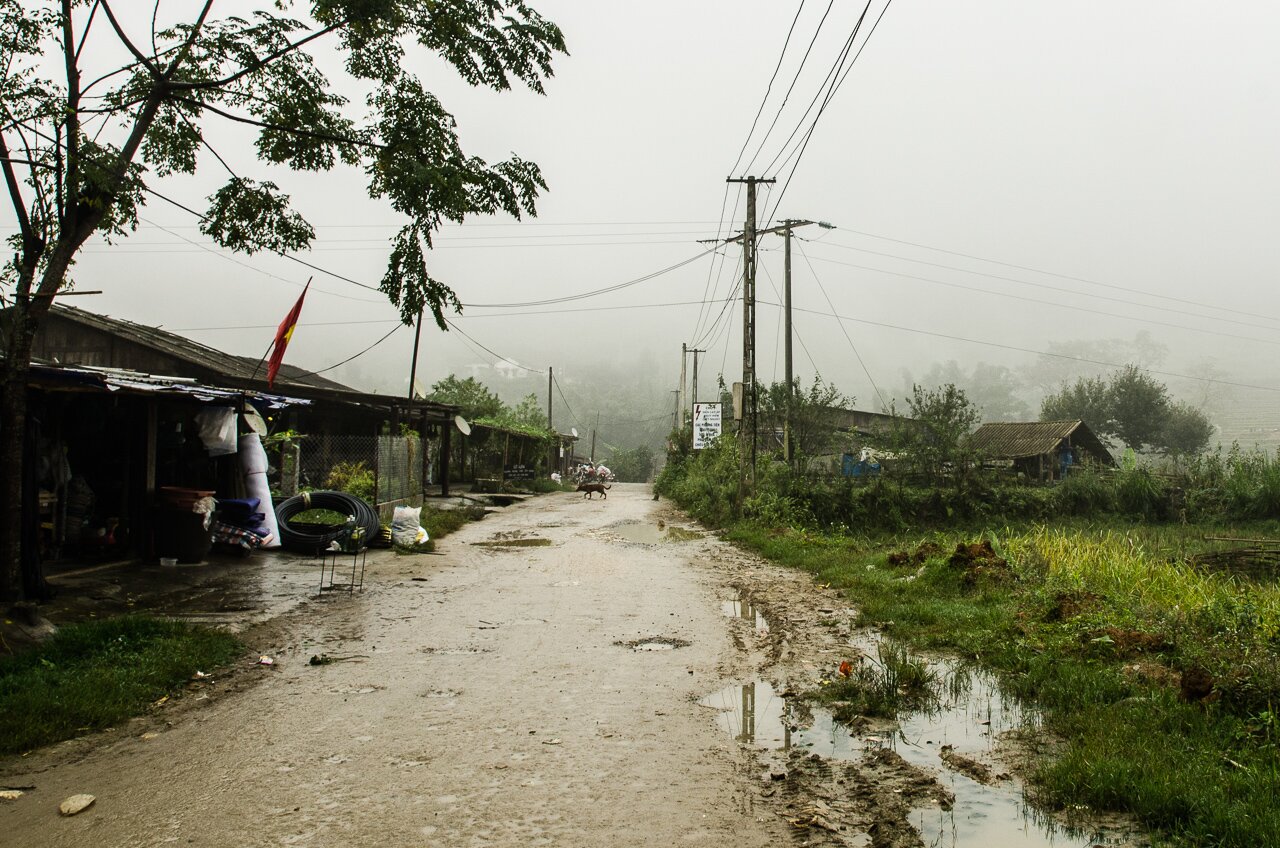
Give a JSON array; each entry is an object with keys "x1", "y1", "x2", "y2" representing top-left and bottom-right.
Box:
[
  {"x1": 395, "y1": 504, "x2": 488, "y2": 554},
  {"x1": 322, "y1": 461, "x2": 376, "y2": 505},
  {"x1": 1042, "y1": 364, "x2": 1214, "y2": 456},
  {"x1": 659, "y1": 430, "x2": 1280, "y2": 846},
  {"x1": 0, "y1": 616, "x2": 240, "y2": 754},
  {"x1": 725, "y1": 521, "x2": 1280, "y2": 847}
]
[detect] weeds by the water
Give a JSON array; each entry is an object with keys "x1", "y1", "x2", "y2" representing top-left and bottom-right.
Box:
[
  {"x1": 722, "y1": 521, "x2": 1280, "y2": 847},
  {"x1": 0, "y1": 616, "x2": 240, "y2": 755},
  {"x1": 815, "y1": 641, "x2": 939, "y2": 723}
]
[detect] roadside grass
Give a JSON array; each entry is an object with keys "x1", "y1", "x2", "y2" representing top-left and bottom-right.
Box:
[
  {"x1": 0, "y1": 616, "x2": 240, "y2": 755},
  {"x1": 726, "y1": 520, "x2": 1280, "y2": 848},
  {"x1": 395, "y1": 505, "x2": 488, "y2": 554}
]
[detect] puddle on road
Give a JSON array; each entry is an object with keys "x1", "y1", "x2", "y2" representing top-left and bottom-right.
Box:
[
  {"x1": 611, "y1": 522, "x2": 701, "y2": 544},
  {"x1": 721, "y1": 590, "x2": 769, "y2": 632},
  {"x1": 616, "y1": 636, "x2": 691, "y2": 652},
  {"x1": 472, "y1": 538, "x2": 553, "y2": 548},
  {"x1": 702, "y1": 644, "x2": 1136, "y2": 848}
]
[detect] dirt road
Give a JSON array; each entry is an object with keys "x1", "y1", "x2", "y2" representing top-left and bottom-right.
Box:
[
  {"x1": 2, "y1": 485, "x2": 1149, "y2": 848},
  {"x1": 1, "y1": 485, "x2": 795, "y2": 847}
]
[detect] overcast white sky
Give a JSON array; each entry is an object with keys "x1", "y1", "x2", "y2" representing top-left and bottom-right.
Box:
[{"x1": 14, "y1": 1, "x2": 1280, "y2": 419}]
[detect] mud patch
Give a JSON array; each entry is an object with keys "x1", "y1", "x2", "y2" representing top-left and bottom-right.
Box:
[
  {"x1": 721, "y1": 589, "x2": 769, "y2": 632},
  {"x1": 610, "y1": 521, "x2": 701, "y2": 544},
  {"x1": 615, "y1": 636, "x2": 691, "y2": 652},
  {"x1": 473, "y1": 538, "x2": 552, "y2": 548},
  {"x1": 419, "y1": 646, "x2": 492, "y2": 655}
]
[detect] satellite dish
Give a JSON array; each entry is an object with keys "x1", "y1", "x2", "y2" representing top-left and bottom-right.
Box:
[
  {"x1": 571, "y1": 427, "x2": 579, "y2": 438},
  {"x1": 455, "y1": 415, "x2": 472, "y2": 436}
]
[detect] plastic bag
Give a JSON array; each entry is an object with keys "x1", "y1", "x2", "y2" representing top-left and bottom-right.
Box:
[
  {"x1": 194, "y1": 407, "x2": 238, "y2": 456},
  {"x1": 391, "y1": 505, "x2": 428, "y2": 547}
]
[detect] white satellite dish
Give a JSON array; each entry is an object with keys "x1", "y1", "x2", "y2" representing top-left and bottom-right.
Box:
[
  {"x1": 455, "y1": 415, "x2": 472, "y2": 436},
  {"x1": 571, "y1": 427, "x2": 579, "y2": 438}
]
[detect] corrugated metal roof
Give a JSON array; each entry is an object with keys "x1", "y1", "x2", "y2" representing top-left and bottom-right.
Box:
[
  {"x1": 969, "y1": 420, "x2": 1113, "y2": 464},
  {"x1": 49, "y1": 305, "x2": 352, "y2": 392}
]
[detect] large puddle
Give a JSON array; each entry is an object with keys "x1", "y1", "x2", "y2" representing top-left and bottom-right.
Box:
[
  {"x1": 702, "y1": 640, "x2": 1139, "y2": 847},
  {"x1": 611, "y1": 522, "x2": 701, "y2": 544}
]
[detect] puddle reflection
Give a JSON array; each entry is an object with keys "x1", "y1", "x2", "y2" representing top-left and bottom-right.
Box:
[
  {"x1": 611, "y1": 523, "x2": 701, "y2": 544},
  {"x1": 702, "y1": 651, "x2": 1129, "y2": 848},
  {"x1": 720, "y1": 591, "x2": 769, "y2": 632}
]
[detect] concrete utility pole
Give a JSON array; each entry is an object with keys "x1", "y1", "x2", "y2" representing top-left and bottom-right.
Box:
[
  {"x1": 725, "y1": 176, "x2": 774, "y2": 480},
  {"x1": 671, "y1": 389, "x2": 680, "y2": 433},
  {"x1": 775, "y1": 219, "x2": 835, "y2": 463},
  {"x1": 547, "y1": 365, "x2": 555, "y2": 474},
  {"x1": 688, "y1": 347, "x2": 705, "y2": 428},
  {"x1": 679, "y1": 342, "x2": 688, "y2": 427}
]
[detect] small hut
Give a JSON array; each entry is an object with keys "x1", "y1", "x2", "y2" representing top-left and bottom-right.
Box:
[{"x1": 969, "y1": 420, "x2": 1113, "y2": 482}]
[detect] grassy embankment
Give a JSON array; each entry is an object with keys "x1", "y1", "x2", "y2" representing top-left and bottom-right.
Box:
[
  {"x1": 0, "y1": 616, "x2": 241, "y2": 755},
  {"x1": 733, "y1": 522, "x2": 1280, "y2": 847},
  {"x1": 659, "y1": 441, "x2": 1280, "y2": 846}
]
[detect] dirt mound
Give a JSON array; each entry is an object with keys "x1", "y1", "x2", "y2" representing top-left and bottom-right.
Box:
[
  {"x1": 887, "y1": 542, "x2": 942, "y2": 567},
  {"x1": 1043, "y1": 590, "x2": 1103, "y2": 622},
  {"x1": 948, "y1": 540, "x2": 1012, "y2": 587}
]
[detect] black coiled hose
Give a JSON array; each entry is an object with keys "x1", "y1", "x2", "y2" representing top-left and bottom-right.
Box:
[{"x1": 275, "y1": 490, "x2": 381, "y2": 554}]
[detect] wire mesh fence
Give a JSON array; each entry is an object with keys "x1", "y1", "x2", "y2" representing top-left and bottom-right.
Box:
[{"x1": 268, "y1": 433, "x2": 425, "y2": 510}]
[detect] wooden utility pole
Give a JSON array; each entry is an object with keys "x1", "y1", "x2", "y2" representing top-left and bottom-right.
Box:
[{"x1": 726, "y1": 176, "x2": 774, "y2": 481}]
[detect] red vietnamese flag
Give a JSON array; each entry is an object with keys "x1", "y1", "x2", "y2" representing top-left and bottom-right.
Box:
[{"x1": 266, "y1": 280, "x2": 310, "y2": 387}]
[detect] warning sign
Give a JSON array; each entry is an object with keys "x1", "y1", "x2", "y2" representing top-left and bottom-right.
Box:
[{"x1": 692, "y1": 402, "x2": 722, "y2": 450}]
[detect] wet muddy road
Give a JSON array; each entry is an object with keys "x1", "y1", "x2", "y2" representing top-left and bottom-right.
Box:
[
  {"x1": 1, "y1": 486, "x2": 791, "y2": 847},
  {"x1": 2, "y1": 485, "x2": 1146, "y2": 847}
]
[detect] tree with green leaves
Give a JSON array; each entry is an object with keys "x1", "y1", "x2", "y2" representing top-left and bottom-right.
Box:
[
  {"x1": 756, "y1": 375, "x2": 850, "y2": 462},
  {"x1": 1040, "y1": 365, "x2": 1214, "y2": 456},
  {"x1": 429, "y1": 375, "x2": 506, "y2": 422},
  {"x1": 502, "y1": 392, "x2": 547, "y2": 430},
  {"x1": 887, "y1": 383, "x2": 981, "y2": 487},
  {"x1": 0, "y1": 1, "x2": 565, "y2": 600}
]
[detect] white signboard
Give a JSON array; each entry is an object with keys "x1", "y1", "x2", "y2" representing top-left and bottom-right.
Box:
[{"x1": 693, "y1": 402, "x2": 722, "y2": 450}]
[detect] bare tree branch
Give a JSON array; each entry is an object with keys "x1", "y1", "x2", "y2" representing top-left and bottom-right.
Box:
[
  {"x1": 0, "y1": 134, "x2": 33, "y2": 239},
  {"x1": 97, "y1": 0, "x2": 161, "y2": 77},
  {"x1": 161, "y1": 0, "x2": 215, "y2": 81},
  {"x1": 73, "y1": 0, "x2": 101, "y2": 65}
]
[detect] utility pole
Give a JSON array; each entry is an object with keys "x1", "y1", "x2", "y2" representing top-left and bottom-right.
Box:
[
  {"x1": 671, "y1": 389, "x2": 680, "y2": 433},
  {"x1": 406, "y1": 308, "x2": 424, "y2": 422},
  {"x1": 547, "y1": 365, "x2": 555, "y2": 475},
  {"x1": 590, "y1": 410, "x2": 600, "y2": 463},
  {"x1": 679, "y1": 342, "x2": 688, "y2": 428},
  {"x1": 776, "y1": 219, "x2": 835, "y2": 464},
  {"x1": 688, "y1": 347, "x2": 705, "y2": 427},
  {"x1": 726, "y1": 176, "x2": 774, "y2": 481}
]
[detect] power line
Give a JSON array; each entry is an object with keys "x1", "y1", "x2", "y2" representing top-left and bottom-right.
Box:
[
  {"x1": 759, "y1": 0, "x2": 869, "y2": 179},
  {"x1": 743, "y1": 0, "x2": 838, "y2": 175},
  {"x1": 756, "y1": 298, "x2": 1280, "y2": 394},
  {"x1": 461, "y1": 247, "x2": 718, "y2": 308},
  {"x1": 807, "y1": 237, "x2": 1280, "y2": 334},
  {"x1": 289, "y1": 324, "x2": 403, "y2": 379},
  {"x1": 729, "y1": 0, "x2": 810, "y2": 176},
  {"x1": 829, "y1": 228, "x2": 1280, "y2": 326},
  {"x1": 766, "y1": 0, "x2": 894, "y2": 222},
  {"x1": 442, "y1": 319, "x2": 546, "y2": 375},
  {"x1": 137, "y1": 217, "x2": 386, "y2": 305},
  {"x1": 791, "y1": 249, "x2": 1280, "y2": 351},
  {"x1": 795, "y1": 241, "x2": 886, "y2": 408},
  {"x1": 552, "y1": 374, "x2": 586, "y2": 434},
  {"x1": 145, "y1": 186, "x2": 382, "y2": 293}
]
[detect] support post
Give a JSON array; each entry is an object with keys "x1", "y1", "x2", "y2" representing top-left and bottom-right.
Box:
[{"x1": 726, "y1": 175, "x2": 774, "y2": 482}]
